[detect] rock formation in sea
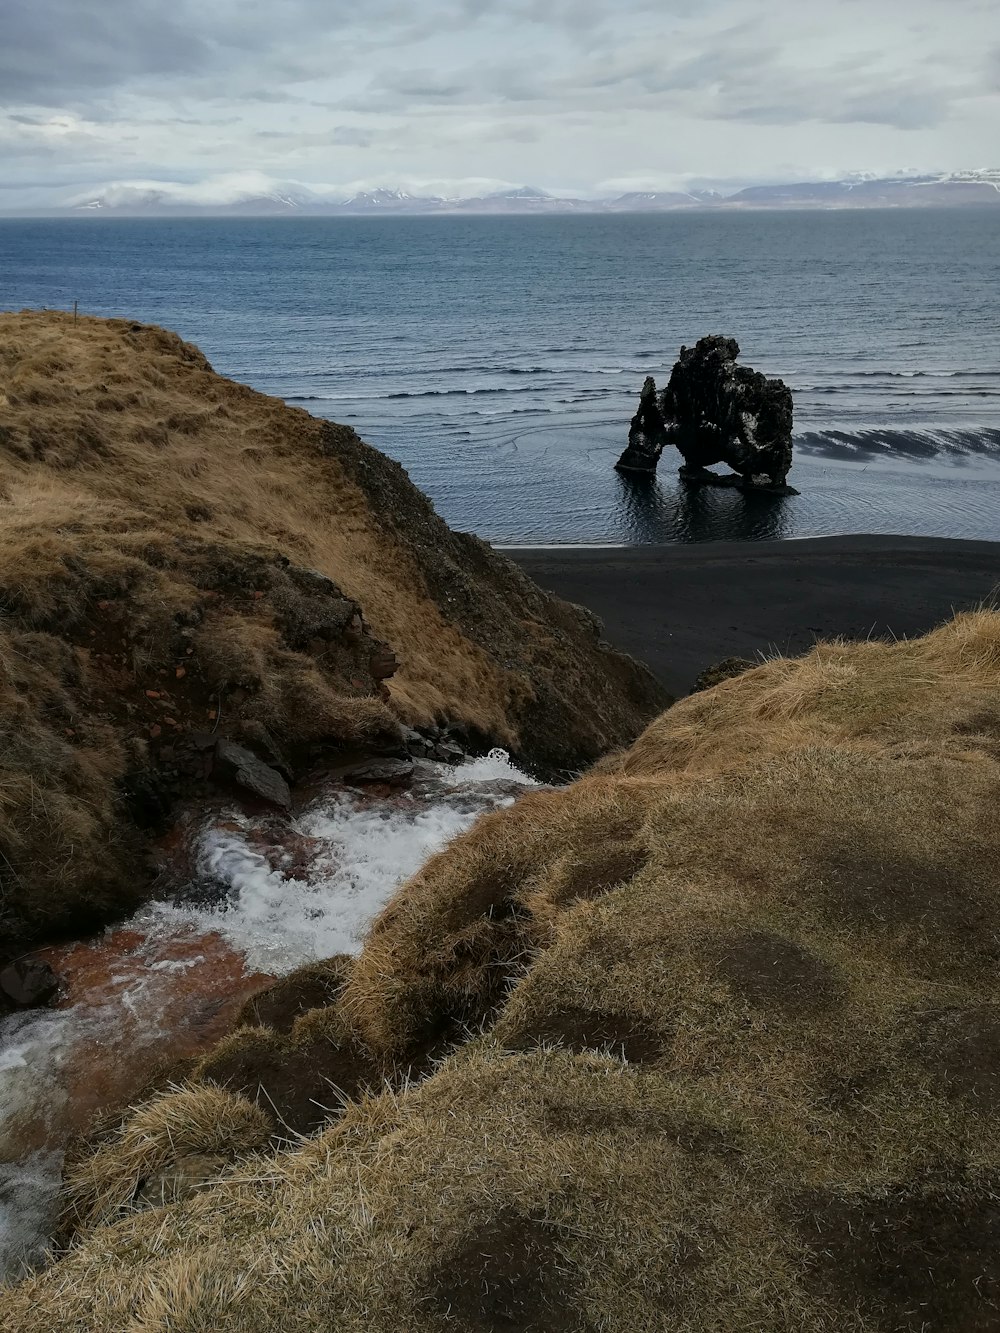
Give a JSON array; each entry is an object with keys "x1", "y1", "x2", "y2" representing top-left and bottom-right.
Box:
[
  {"x1": 0, "y1": 311, "x2": 668, "y2": 964},
  {"x1": 10, "y1": 610, "x2": 1000, "y2": 1330},
  {"x1": 620, "y1": 374, "x2": 670, "y2": 472},
  {"x1": 616, "y1": 335, "x2": 796, "y2": 491}
]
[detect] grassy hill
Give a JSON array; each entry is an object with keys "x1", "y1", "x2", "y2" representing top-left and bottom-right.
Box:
[
  {"x1": 0, "y1": 311, "x2": 665, "y2": 960},
  {"x1": 7, "y1": 611, "x2": 1000, "y2": 1330}
]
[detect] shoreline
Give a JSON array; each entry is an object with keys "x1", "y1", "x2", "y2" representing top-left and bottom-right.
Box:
[{"x1": 509, "y1": 534, "x2": 1000, "y2": 695}]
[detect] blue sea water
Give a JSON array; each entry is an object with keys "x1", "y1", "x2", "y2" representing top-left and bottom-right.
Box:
[{"x1": 1, "y1": 210, "x2": 998, "y2": 543}]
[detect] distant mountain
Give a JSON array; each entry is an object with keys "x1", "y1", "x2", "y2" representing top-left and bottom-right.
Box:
[
  {"x1": 486, "y1": 186, "x2": 551, "y2": 201},
  {"x1": 724, "y1": 169, "x2": 1000, "y2": 209},
  {"x1": 603, "y1": 190, "x2": 719, "y2": 211},
  {"x1": 53, "y1": 170, "x2": 1000, "y2": 217},
  {"x1": 446, "y1": 187, "x2": 598, "y2": 214},
  {"x1": 337, "y1": 189, "x2": 444, "y2": 213}
]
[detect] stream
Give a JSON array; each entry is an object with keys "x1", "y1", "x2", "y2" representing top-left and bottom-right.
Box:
[{"x1": 0, "y1": 751, "x2": 536, "y2": 1281}]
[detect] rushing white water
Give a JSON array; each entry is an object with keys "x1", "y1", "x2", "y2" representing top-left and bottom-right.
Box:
[
  {"x1": 0, "y1": 1154, "x2": 63, "y2": 1279},
  {"x1": 0, "y1": 1011, "x2": 77, "y2": 1281},
  {"x1": 135, "y1": 751, "x2": 535, "y2": 974},
  {"x1": 0, "y1": 751, "x2": 537, "y2": 1284}
]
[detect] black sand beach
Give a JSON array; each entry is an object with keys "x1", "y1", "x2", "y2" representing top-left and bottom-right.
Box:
[{"x1": 510, "y1": 535, "x2": 1000, "y2": 696}]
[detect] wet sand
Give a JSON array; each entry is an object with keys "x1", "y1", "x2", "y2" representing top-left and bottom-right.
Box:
[{"x1": 509, "y1": 535, "x2": 1000, "y2": 696}]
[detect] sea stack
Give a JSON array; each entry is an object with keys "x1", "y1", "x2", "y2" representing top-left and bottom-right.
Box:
[{"x1": 616, "y1": 335, "x2": 796, "y2": 492}]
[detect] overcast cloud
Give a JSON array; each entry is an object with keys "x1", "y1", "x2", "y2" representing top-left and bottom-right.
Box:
[{"x1": 0, "y1": 0, "x2": 997, "y2": 205}]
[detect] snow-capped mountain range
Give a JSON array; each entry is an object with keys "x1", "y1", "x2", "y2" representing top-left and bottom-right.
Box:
[{"x1": 46, "y1": 169, "x2": 1000, "y2": 216}]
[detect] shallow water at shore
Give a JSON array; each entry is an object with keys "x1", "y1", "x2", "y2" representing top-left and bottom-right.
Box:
[{"x1": 0, "y1": 753, "x2": 536, "y2": 1282}]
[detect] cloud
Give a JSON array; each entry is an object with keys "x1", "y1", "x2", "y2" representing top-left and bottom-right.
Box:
[
  {"x1": 0, "y1": 0, "x2": 996, "y2": 199},
  {"x1": 0, "y1": 0, "x2": 425, "y2": 108},
  {"x1": 59, "y1": 170, "x2": 530, "y2": 208},
  {"x1": 544, "y1": 24, "x2": 967, "y2": 131},
  {"x1": 63, "y1": 170, "x2": 313, "y2": 208},
  {"x1": 0, "y1": 1, "x2": 212, "y2": 105},
  {"x1": 323, "y1": 11, "x2": 977, "y2": 132}
]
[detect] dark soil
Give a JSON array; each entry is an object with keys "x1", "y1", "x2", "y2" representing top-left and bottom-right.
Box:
[
  {"x1": 507, "y1": 1004, "x2": 666, "y2": 1063},
  {"x1": 549, "y1": 846, "x2": 648, "y2": 906},
  {"x1": 198, "y1": 1028, "x2": 379, "y2": 1137},
  {"x1": 795, "y1": 1179, "x2": 1000, "y2": 1332},
  {"x1": 713, "y1": 929, "x2": 844, "y2": 1013},
  {"x1": 236, "y1": 956, "x2": 353, "y2": 1035},
  {"x1": 805, "y1": 845, "x2": 997, "y2": 962},
  {"x1": 912, "y1": 1005, "x2": 1000, "y2": 1112},
  {"x1": 426, "y1": 1212, "x2": 586, "y2": 1332},
  {"x1": 543, "y1": 1102, "x2": 741, "y2": 1158}
]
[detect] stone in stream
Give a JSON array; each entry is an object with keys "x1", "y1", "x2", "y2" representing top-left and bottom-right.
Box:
[
  {"x1": 616, "y1": 335, "x2": 796, "y2": 491},
  {"x1": 432, "y1": 740, "x2": 465, "y2": 764},
  {"x1": 213, "y1": 739, "x2": 292, "y2": 810},
  {"x1": 340, "y1": 757, "x2": 415, "y2": 786},
  {"x1": 0, "y1": 959, "x2": 59, "y2": 1009}
]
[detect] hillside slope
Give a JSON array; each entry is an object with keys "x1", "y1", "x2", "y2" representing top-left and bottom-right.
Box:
[
  {"x1": 0, "y1": 311, "x2": 666, "y2": 957},
  {"x1": 7, "y1": 612, "x2": 1000, "y2": 1331}
]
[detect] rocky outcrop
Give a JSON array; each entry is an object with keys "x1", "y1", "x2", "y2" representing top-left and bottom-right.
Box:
[
  {"x1": 692, "y1": 656, "x2": 757, "y2": 692},
  {"x1": 616, "y1": 335, "x2": 796, "y2": 491},
  {"x1": 0, "y1": 959, "x2": 59, "y2": 1010},
  {"x1": 321, "y1": 419, "x2": 671, "y2": 774}
]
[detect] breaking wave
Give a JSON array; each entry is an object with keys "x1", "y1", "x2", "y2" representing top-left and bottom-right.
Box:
[{"x1": 795, "y1": 426, "x2": 1000, "y2": 461}]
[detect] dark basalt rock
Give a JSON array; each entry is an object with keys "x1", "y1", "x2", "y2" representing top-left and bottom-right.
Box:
[
  {"x1": 0, "y1": 959, "x2": 59, "y2": 1009},
  {"x1": 678, "y1": 465, "x2": 799, "y2": 497},
  {"x1": 692, "y1": 657, "x2": 757, "y2": 693},
  {"x1": 340, "y1": 757, "x2": 414, "y2": 786},
  {"x1": 615, "y1": 376, "x2": 670, "y2": 474},
  {"x1": 616, "y1": 336, "x2": 796, "y2": 490},
  {"x1": 431, "y1": 740, "x2": 465, "y2": 764},
  {"x1": 402, "y1": 726, "x2": 434, "y2": 758},
  {"x1": 213, "y1": 739, "x2": 292, "y2": 810}
]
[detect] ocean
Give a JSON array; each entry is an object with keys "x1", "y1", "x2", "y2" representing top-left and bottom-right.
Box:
[{"x1": 2, "y1": 210, "x2": 998, "y2": 543}]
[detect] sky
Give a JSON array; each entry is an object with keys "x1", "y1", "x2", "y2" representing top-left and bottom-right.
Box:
[{"x1": 1, "y1": 0, "x2": 998, "y2": 206}]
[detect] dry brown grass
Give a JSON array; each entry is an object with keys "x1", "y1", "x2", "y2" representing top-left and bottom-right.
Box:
[
  {"x1": 599, "y1": 609, "x2": 1000, "y2": 778},
  {"x1": 60, "y1": 1084, "x2": 273, "y2": 1238},
  {"x1": 0, "y1": 310, "x2": 665, "y2": 956},
  {"x1": 8, "y1": 611, "x2": 1000, "y2": 1330}
]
